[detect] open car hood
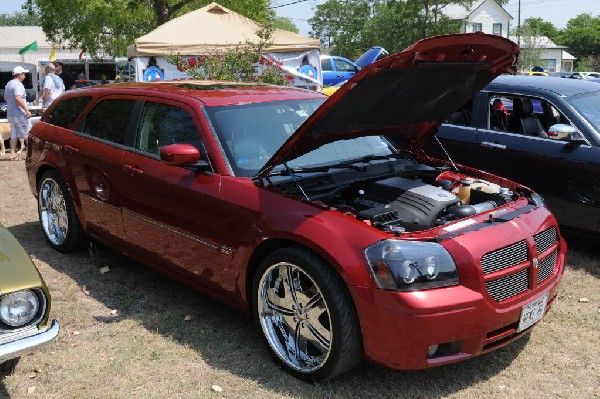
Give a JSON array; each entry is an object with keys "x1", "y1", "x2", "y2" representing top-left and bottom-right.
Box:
[
  {"x1": 355, "y1": 46, "x2": 389, "y2": 69},
  {"x1": 258, "y1": 32, "x2": 518, "y2": 177}
]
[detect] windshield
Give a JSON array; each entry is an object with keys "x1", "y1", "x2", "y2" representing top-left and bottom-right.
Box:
[
  {"x1": 565, "y1": 90, "x2": 600, "y2": 133},
  {"x1": 205, "y1": 99, "x2": 395, "y2": 177}
]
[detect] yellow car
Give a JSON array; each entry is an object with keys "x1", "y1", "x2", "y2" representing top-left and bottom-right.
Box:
[
  {"x1": 0, "y1": 225, "x2": 59, "y2": 373},
  {"x1": 321, "y1": 81, "x2": 346, "y2": 96}
]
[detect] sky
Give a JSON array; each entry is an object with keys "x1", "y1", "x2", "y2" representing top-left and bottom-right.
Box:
[{"x1": 3, "y1": 0, "x2": 600, "y2": 37}]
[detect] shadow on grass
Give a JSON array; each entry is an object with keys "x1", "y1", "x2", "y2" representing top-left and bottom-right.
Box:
[
  {"x1": 7, "y1": 221, "x2": 531, "y2": 398},
  {"x1": 0, "y1": 383, "x2": 8, "y2": 398},
  {"x1": 562, "y1": 232, "x2": 600, "y2": 278}
]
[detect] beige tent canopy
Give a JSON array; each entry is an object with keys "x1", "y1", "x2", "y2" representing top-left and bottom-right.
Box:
[{"x1": 127, "y1": 2, "x2": 320, "y2": 57}]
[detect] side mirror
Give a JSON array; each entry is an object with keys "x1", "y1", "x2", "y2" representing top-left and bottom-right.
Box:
[
  {"x1": 160, "y1": 143, "x2": 201, "y2": 166},
  {"x1": 547, "y1": 124, "x2": 585, "y2": 143}
]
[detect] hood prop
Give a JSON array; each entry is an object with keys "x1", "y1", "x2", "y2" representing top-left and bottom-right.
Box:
[
  {"x1": 282, "y1": 157, "x2": 311, "y2": 202},
  {"x1": 434, "y1": 136, "x2": 459, "y2": 172}
]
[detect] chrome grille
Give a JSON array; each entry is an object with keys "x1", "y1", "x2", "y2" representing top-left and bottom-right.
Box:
[
  {"x1": 481, "y1": 240, "x2": 528, "y2": 275},
  {"x1": 485, "y1": 269, "x2": 529, "y2": 302},
  {"x1": 537, "y1": 250, "x2": 557, "y2": 283},
  {"x1": 534, "y1": 226, "x2": 557, "y2": 254}
]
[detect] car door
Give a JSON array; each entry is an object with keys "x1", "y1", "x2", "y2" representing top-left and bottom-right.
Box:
[
  {"x1": 331, "y1": 57, "x2": 358, "y2": 85},
  {"x1": 119, "y1": 98, "x2": 228, "y2": 290},
  {"x1": 474, "y1": 92, "x2": 600, "y2": 233},
  {"x1": 64, "y1": 96, "x2": 138, "y2": 245}
]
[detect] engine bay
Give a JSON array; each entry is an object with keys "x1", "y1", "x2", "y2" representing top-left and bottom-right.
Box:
[{"x1": 338, "y1": 174, "x2": 515, "y2": 233}]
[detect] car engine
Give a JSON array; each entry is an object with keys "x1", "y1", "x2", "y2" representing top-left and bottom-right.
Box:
[{"x1": 333, "y1": 175, "x2": 515, "y2": 233}]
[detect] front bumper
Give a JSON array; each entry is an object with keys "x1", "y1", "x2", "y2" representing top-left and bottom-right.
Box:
[{"x1": 0, "y1": 320, "x2": 60, "y2": 363}]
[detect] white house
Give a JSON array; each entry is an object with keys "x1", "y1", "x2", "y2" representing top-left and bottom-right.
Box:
[
  {"x1": 443, "y1": 0, "x2": 512, "y2": 38},
  {"x1": 509, "y1": 35, "x2": 575, "y2": 72},
  {"x1": 0, "y1": 26, "x2": 81, "y2": 65},
  {"x1": 442, "y1": 0, "x2": 575, "y2": 72}
]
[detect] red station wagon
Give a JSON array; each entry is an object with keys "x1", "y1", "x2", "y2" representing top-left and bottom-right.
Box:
[{"x1": 25, "y1": 33, "x2": 566, "y2": 381}]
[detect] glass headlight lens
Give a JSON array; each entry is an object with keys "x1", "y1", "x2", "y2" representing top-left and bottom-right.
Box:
[
  {"x1": 0, "y1": 290, "x2": 40, "y2": 327},
  {"x1": 529, "y1": 192, "x2": 545, "y2": 207},
  {"x1": 365, "y1": 240, "x2": 458, "y2": 291}
]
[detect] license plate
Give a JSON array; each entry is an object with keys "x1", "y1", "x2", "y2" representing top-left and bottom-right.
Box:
[{"x1": 517, "y1": 293, "x2": 549, "y2": 332}]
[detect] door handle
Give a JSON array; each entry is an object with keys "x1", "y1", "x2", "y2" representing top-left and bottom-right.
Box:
[
  {"x1": 481, "y1": 141, "x2": 506, "y2": 150},
  {"x1": 122, "y1": 164, "x2": 144, "y2": 176},
  {"x1": 64, "y1": 144, "x2": 79, "y2": 154}
]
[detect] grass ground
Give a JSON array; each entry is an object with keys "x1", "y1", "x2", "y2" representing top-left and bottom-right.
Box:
[{"x1": 0, "y1": 159, "x2": 598, "y2": 399}]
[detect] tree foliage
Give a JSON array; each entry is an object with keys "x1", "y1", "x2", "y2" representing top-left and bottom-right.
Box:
[
  {"x1": 26, "y1": 0, "x2": 270, "y2": 57},
  {"x1": 558, "y1": 13, "x2": 600, "y2": 60},
  {"x1": 309, "y1": 0, "x2": 469, "y2": 59},
  {"x1": 273, "y1": 16, "x2": 299, "y2": 33},
  {"x1": 0, "y1": 10, "x2": 41, "y2": 26},
  {"x1": 521, "y1": 17, "x2": 559, "y2": 42}
]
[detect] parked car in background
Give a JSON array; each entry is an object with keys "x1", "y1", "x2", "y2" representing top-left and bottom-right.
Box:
[
  {"x1": 320, "y1": 46, "x2": 388, "y2": 86},
  {"x1": 426, "y1": 75, "x2": 600, "y2": 237},
  {"x1": 548, "y1": 71, "x2": 599, "y2": 79},
  {"x1": 26, "y1": 33, "x2": 565, "y2": 381},
  {"x1": 0, "y1": 225, "x2": 59, "y2": 374}
]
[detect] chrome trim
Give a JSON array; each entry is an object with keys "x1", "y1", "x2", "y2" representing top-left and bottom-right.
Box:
[
  {"x1": 123, "y1": 209, "x2": 219, "y2": 251},
  {"x1": 0, "y1": 320, "x2": 59, "y2": 363}
]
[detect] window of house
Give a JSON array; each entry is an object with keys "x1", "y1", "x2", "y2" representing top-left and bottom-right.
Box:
[
  {"x1": 472, "y1": 23, "x2": 482, "y2": 32},
  {"x1": 82, "y1": 99, "x2": 136, "y2": 145},
  {"x1": 492, "y1": 23, "x2": 502, "y2": 36},
  {"x1": 542, "y1": 59, "x2": 557, "y2": 72}
]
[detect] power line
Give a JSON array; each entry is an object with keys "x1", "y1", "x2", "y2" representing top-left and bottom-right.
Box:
[{"x1": 271, "y1": 0, "x2": 312, "y2": 9}]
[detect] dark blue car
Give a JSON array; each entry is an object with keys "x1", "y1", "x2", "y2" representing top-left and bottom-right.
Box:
[
  {"x1": 320, "y1": 47, "x2": 389, "y2": 86},
  {"x1": 425, "y1": 75, "x2": 600, "y2": 236}
]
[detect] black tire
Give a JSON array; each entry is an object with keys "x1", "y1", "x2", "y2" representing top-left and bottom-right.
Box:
[
  {"x1": 37, "y1": 170, "x2": 87, "y2": 252},
  {"x1": 253, "y1": 246, "x2": 363, "y2": 381},
  {"x1": 0, "y1": 357, "x2": 20, "y2": 375}
]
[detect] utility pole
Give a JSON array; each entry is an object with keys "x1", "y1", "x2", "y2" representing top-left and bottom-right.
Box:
[{"x1": 517, "y1": 0, "x2": 521, "y2": 46}]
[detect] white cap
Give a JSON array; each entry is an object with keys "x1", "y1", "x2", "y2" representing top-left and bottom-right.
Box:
[{"x1": 12, "y1": 66, "x2": 29, "y2": 75}]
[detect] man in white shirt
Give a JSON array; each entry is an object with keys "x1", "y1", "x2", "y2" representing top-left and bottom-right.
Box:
[
  {"x1": 3, "y1": 66, "x2": 32, "y2": 160},
  {"x1": 41, "y1": 63, "x2": 65, "y2": 109}
]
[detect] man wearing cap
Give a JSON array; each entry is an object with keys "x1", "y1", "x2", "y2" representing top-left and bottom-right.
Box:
[{"x1": 3, "y1": 66, "x2": 32, "y2": 161}]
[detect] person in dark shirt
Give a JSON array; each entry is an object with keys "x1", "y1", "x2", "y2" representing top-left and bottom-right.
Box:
[{"x1": 54, "y1": 62, "x2": 76, "y2": 90}]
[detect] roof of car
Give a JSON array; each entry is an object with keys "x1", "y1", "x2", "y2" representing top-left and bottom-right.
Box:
[
  {"x1": 488, "y1": 75, "x2": 600, "y2": 97},
  {"x1": 72, "y1": 80, "x2": 325, "y2": 107}
]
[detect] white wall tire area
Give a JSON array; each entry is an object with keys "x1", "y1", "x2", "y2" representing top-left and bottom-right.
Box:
[
  {"x1": 253, "y1": 246, "x2": 363, "y2": 381},
  {"x1": 37, "y1": 170, "x2": 86, "y2": 252}
]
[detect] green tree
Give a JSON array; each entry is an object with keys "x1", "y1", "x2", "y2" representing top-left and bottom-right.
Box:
[
  {"x1": 0, "y1": 10, "x2": 41, "y2": 26},
  {"x1": 516, "y1": 24, "x2": 544, "y2": 72},
  {"x1": 25, "y1": 0, "x2": 270, "y2": 57},
  {"x1": 522, "y1": 17, "x2": 559, "y2": 42},
  {"x1": 558, "y1": 13, "x2": 600, "y2": 60},
  {"x1": 273, "y1": 16, "x2": 298, "y2": 33}
]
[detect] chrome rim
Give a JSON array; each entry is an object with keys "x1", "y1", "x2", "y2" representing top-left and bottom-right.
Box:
[
  {"x1": 258, "y1": 262, "x2": 332, "y2": 373},
  {"x1": 39, "y1": 178, "x2": 69, "y2": 245}
]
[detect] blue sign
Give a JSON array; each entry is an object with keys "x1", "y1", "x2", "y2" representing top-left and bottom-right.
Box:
[{"x1": 143, "y1": 66, "x2": 164, "y2": 81}]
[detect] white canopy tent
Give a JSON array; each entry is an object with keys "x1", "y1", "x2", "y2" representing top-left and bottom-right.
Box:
[{"x1": 127, "y1": 3, "x2": 321, "y2": 87}]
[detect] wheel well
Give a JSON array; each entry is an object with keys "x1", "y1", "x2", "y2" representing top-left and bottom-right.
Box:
[{"x1": 35, "y1": 165, "x2": 56, "y2": 193}]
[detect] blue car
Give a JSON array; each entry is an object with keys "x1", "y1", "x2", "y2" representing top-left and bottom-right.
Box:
[{"x1": 321, "y1": 47, "x2": 388, "y2": 86}]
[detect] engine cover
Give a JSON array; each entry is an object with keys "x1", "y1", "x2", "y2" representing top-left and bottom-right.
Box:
[{"x1": 351, "y1": 177, "x2": 460, "y2": 229}]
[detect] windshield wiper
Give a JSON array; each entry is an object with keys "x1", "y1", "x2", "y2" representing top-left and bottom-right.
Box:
[
  {"x1": 268, "y1": 162, "x2": 367, "y2": 177},
  {"x1": 339, "y1": 153, "x2": 412, "y2": 166}
]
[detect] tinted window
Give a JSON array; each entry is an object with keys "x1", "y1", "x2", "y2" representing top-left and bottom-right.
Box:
[
  {"x1": 136, "y1": 102, "x2": 200, "y2": 155},
  {"x1": 47, "y1": 96, "x2": 92, "y2": 128},
  {"x1": 321, "y1": 59, "x2": 331, "y2": 71},
  {"x1": 82, "y1": 99, "x2": 136, "y2": 144}
]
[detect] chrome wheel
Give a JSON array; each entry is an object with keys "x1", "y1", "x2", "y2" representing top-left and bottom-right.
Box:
[
  {"x1": 39, "y1": 177, "x2": 69, "y2": 246},
  {"x1": 258, "y1": 262, "x2": 332, "y2": 373}
]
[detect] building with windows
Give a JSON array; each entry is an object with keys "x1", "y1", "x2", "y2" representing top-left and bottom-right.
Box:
[{"x1": 508, "y1": 35, "x2": 575, "y2": 73}]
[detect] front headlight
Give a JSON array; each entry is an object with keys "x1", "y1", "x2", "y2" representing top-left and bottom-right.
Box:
[
  {"x1": 365, "y1": 240, "x2": 459, "y2": 291},
  {"x1": 0, "y1": 290, "x2": 40, "y2": 327},
  {"x1": 529, "y1": 192, "x2": 545, "y2": 207}
]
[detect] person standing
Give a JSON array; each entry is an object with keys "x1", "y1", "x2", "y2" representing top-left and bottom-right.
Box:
[
  {"x1": 3, "y1": 66, "x2": 32, "y2": 161},
  {"x1": 54, "y1": 61, "x2": 76, "y2": 90},
  {"x1": 40, "y1": 63, "x2": 64, "y2": 109}
]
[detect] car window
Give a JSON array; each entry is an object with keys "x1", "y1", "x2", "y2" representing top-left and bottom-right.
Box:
[
  {"x1": 136, "y1": 102, "x2": 200, "y2": 155},
  {"x1": 445, "y1": 100, "x2": 473, "y2": 126},
  {"x1": 46, "y1": 96, "x2": 92, "y2": 128},
  {"x1": 565, "y1": 90, "x2": 600, "y2": 134},
  {"x1": 82, "y1": 99, "x2": 136, "y2": 144},
  {"x1": 334, "y1": 59, "x2": 356, "y2": 72},
  {"x1": 321, "y1": 58, "x2": 332, "y2": 71},
  {"x1": 486, "y1": 94, "x2": 571, "y2": 140}
]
